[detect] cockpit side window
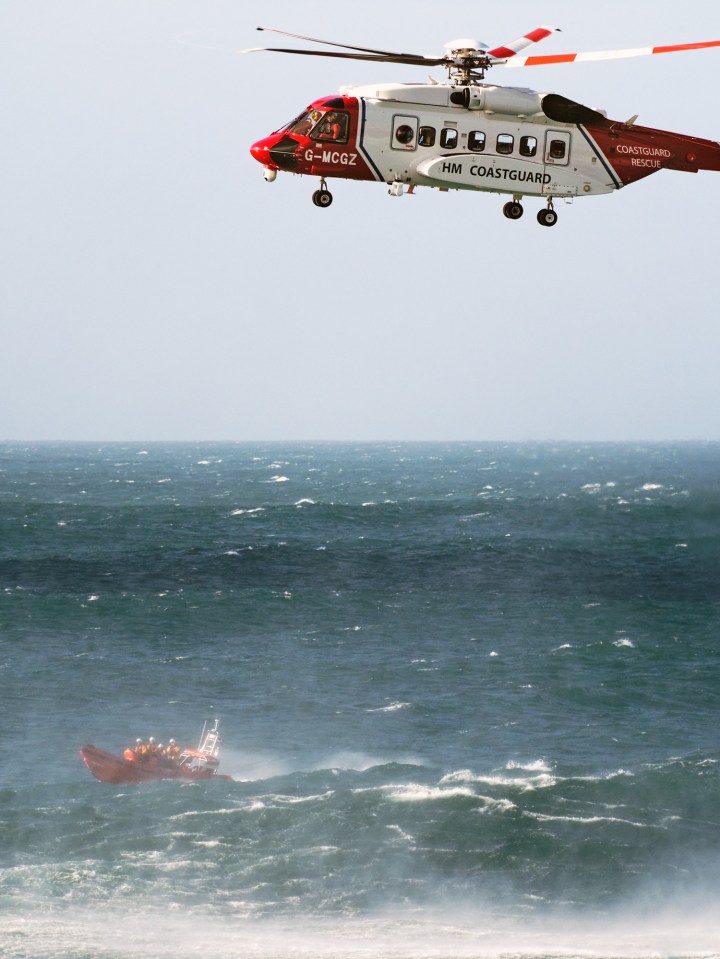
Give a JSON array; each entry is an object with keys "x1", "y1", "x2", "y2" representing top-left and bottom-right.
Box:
[
  {"x1": 287, "y1": 110, "x2": 322, "y2": 137},
  {"x1": 279, "y1": 113, "x2": 305, "y2": 133},
  {"x1": 310, "y1": 111, "x2": 350, "y2": 143}
]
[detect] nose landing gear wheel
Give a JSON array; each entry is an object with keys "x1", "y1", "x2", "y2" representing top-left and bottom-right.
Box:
[
  {"x1": 312, "y1": 189, "x2": 333, "y2": 207},
  {"x1": 537, "y1": 208, "x2": 558, "y2": 227},
  {"x1": 503, "y1": 201, "x2": 524, "y2": 220}
]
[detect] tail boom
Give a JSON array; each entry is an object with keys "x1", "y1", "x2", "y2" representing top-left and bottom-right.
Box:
[{"x1": 587, "y1": 121, "x2": 720, "y2": 186}]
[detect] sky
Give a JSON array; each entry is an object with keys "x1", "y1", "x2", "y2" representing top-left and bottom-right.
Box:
[{"x1": 2, "y1": 0, "x2": 719, "y2": 442}]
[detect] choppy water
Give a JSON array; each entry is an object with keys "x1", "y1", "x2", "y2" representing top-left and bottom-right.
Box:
[{"x1": 1, "y1": 442, "x2": 719, "y2": 958}]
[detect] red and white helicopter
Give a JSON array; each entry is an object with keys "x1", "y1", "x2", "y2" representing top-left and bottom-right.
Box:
[{"x1": 245, "y1": 25, "x2": 720, "y2": 226}]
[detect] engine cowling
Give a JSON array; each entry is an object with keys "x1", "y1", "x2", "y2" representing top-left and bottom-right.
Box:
[{"x1": 450, "y1": 85, "x2": 543, "y2": 117}]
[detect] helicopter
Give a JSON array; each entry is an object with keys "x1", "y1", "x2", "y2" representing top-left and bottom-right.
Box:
[{"x1": 244, "y1": 25, "x2": 720, "y2": 226}]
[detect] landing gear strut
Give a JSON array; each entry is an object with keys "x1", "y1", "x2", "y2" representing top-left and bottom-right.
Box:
[
  {"x1": 537, "y1": 198, "x2": 558, "y2": 227},
  {"x1": 502, "y1": 196, "x2": 559, "y2": 227},
  {"x1": 312, "y1": 178, "x2": 333, "y2": 208}
]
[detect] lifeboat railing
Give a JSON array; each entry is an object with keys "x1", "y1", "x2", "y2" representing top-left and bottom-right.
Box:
[
  {"x1": 197, "y1": 718, "x2": 221, "y2": 759},
  {"x1": 176, "y1": 718, "x2": 222, "y2": 770}
]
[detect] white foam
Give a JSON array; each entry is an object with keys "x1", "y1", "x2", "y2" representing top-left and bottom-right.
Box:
[
  {"x1": 269, "y1": 791, "x2": 336, "y2": 806},
  {"x1": 526, "y1": 811, "x2": 648, "y2": 827},
  {"x1": 4, "y1": 910, "x2": 720, "y2": 959},
  {"x1": 365, "y1": 702, "x2": 411, "y2": 713},
  {"x1": 441, "y1": 770, "x2": 556, "y2": 792},
  {"x1": 321, "y1": 751, "x2": 392, "y2": 772},
  {"x1": 168, "y1": 807, "x2": 242, "y2": 821},
  {"x1": 506, "y1": 759, "x2": 552, "y2": 773},
  {"x1": 221, "y1": 749, "x2": 297, "y2": 781},
  {"x1": 383, "y1": 783, "x2": 477, "y2": 802},
  {"x1": 385, "y1": 824, "x2": 416, "y2": 844}
]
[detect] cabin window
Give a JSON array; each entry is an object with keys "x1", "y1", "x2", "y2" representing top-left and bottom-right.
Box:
[
  {"x1": 548, "y1": 138, "x2": 566, "y2": 159},
  {"x1": 395, "y1": 124, "x2": 415, "y2": 145},
  {"x1": 520, "y1": 135, "x2": 537, "y2": 157},
  {"x1": 496, "y1": 134, "x2": 514, "y2": 155},
  {"x1": 440, "y1": 128, "x2": 458, "y2": 149},
  {"x1": 310, "y1": 111, "x2": 350, "y2": 143},
  {"x1": 418, "y1": 126, "x2": 436, "y2": 147},
  {"x1": 468, "y1": 131, "x2": 486, "y2": 152}
]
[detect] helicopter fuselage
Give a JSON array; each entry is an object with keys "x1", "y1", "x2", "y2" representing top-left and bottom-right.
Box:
[{"x1": 250, "y1": 81, "x2": 720, "y2": 221}]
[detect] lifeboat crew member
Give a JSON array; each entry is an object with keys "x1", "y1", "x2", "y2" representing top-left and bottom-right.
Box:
[
  {"x1": 147, "y1": 737, "x2": 160, "y2": 762},
  {"x1": 165, "y1": 739, "x2": 181, "y2": 763},
  {"x1": 134, "y1": 738, "x2": 149, "y2": 761}
]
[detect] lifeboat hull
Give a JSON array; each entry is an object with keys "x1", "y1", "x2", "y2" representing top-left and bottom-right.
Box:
[{"x1": 80, "y1": 744, "x2": 233, "y2": 784}]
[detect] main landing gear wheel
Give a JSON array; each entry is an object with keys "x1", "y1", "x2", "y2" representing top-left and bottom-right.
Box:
[
  {"x1": 537, "y1": 208, "x2": 558, "y2": 227},
  {"x1": 312, "y1": 178, "x2": 333, "y2": 208},
  {"x1": 312, "y1": 189, "x2": 333, "y2": 207},
  {"x1": 503, "y1": 201, "x2": 524, "y2": 220}
]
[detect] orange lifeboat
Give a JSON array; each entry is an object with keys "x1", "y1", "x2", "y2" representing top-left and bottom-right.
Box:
[{"x1": 80, "y1": 719, "x2": 232, "y2": 784}]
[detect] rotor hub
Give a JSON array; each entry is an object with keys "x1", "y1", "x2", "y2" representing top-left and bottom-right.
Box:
[{"x1": 446, "y1": 54, "x2": 494, "y2": 84}]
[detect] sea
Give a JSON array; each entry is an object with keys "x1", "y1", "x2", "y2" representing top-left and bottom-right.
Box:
[{"x1": 1, "y1": 441, "x2": 719, "y2": 959}]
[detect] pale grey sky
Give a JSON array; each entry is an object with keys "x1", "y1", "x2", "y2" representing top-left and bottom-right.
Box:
[{"x1": 2, "y1": 0, "x2": 719, "y2": 441}]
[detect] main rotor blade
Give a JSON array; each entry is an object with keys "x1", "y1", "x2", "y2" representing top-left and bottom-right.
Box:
[
  {"x1": 502, "y1": 37, "x2": 720, "y2": 68},
  {"x1": 254, "y1": 26, "x2": 426, "y2": 60},
  {"x1": 240, "y1": 46, "x2": 447, "y2": 66},
  {"x1": 487, "y1": 25, "x2": 560, "y2": 60}
]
